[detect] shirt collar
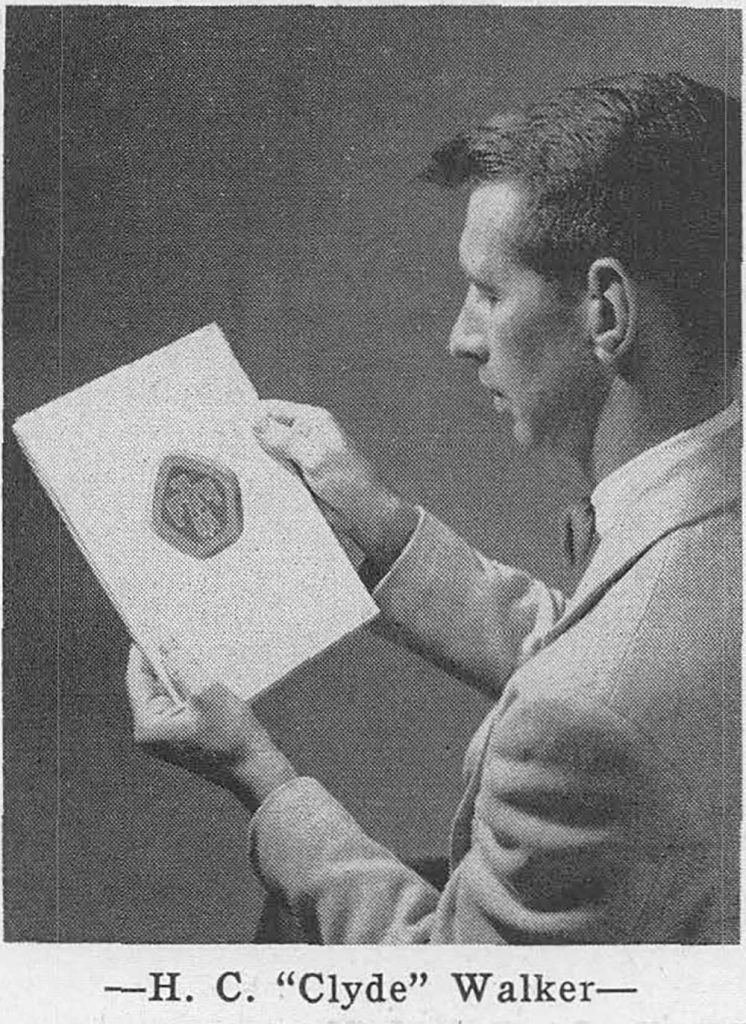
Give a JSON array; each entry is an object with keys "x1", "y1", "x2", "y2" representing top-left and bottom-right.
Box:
[{"x1": 591, "y1": 400, "x2": 742, "y2": 539}]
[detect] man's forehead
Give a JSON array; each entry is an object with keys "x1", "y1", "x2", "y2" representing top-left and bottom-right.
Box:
[{"x1": 459, "y1": 180, "x2": 528, "y2": 269}]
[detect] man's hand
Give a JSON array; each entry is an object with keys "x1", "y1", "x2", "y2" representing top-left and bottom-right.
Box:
[
  {"x1": 253, "y1": 400, "x2": 419, "y2": 576},
  {"x1": 126, "y1": 645, "x2": 296, "y2": 813}
]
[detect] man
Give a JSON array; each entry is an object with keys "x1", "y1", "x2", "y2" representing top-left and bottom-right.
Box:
[{"x1": 126, "y1": 73, "x2": 741, "y2": 943}]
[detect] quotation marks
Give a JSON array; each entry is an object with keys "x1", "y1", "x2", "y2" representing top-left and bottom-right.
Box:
[
  {"x1": 276, "y1": 971, "x2": 428, "y2": 988},
  {"x1": 275, "y1": 970, "x2": 429, "y2": 1009}
]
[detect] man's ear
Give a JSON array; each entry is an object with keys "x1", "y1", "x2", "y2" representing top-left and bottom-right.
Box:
[{"x1": 586, "y1": 258, "x2": 637, "y2": 367}]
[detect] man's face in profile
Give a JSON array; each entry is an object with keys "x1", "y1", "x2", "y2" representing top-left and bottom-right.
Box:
[{"x1": 450, "y1": 181, "x2": 604, "y2": 454}]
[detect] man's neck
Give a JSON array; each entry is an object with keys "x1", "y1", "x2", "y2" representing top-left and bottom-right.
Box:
[{"x1": 590, "y1": 369, "x2": 737, "y2": 487}]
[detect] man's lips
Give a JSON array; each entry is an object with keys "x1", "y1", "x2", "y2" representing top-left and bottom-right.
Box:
[{"x1": 479, "y1": 375, "x2": 510, "y2": 412}]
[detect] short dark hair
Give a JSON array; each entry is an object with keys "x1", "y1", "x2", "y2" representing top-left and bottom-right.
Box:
[{"x1": 425, "y1": 73, "x2": 741, "y2": 361}]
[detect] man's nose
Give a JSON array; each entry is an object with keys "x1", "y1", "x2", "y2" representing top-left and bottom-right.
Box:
[{"x1": 449, "y1": 301, "x2": 487, "y2": 361}]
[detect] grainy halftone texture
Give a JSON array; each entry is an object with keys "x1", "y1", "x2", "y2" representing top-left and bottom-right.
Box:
[{"x1": 4, "y1": 6, "x2": 740, "y2": 942}]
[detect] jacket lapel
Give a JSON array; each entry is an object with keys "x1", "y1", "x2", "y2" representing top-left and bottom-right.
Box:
[
  {"x1": 449, "y1": 417, "x2": 740, "y2": 869},
  {"x1": 540, "y1": 420, "x2": 741, "y2": 652}
]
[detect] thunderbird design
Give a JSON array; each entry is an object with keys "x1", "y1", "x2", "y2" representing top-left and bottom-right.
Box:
[{"x1": 152, "y1": 453, "x2": 243, "y2": 559}]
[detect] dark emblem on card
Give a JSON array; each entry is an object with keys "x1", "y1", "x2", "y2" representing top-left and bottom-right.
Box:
[{"x1": 152, "y1": 454, "x2": 243, "y2": 559}]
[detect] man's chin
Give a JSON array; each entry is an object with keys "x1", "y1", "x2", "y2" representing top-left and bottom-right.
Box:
[
  {"x1": 504, "y1": 407, "x2": 559, "y2": 451},
  {"x1": 512, "y1": 417, "x2": 537, "y2": 448},
  {"x1": 492, "y1": 399, "x2": 536, "y2": 447}
]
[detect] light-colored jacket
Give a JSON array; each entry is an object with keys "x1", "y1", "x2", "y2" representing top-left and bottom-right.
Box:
[{"x1": 249, "y1": 417, "x2": 741, "y2": 943}]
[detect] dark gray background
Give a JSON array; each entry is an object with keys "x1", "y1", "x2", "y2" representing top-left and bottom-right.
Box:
[{"x1": 4, "y1": 6, "x2": 740, "y2": 942}]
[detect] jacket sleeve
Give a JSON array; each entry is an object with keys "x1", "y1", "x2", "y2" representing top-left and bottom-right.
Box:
[
  {"x1": 370, "y1": 510, "x2": 567, "y2": 697},
  {"x1": 430, "y1": 694, "x2": 666, "y2": 943},
  {"x1": 248, "y1": 693, "x2": 664, "y2": 944}
]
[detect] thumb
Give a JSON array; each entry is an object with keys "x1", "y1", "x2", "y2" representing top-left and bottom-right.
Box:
[
  {"x1": 126, "y1": 645, "x2": 178, "y2": 717},
  {"x1": 159, "y1": 640, "x2": 208, "y2": 696},
  {"x1": 254, "y1": 416, "x2": 319, "y2": 479},
  {"x1": 253, "y1": 415, "x2": 295, "y2": 457}
]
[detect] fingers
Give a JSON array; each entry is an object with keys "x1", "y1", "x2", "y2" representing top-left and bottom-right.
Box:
[
  {"x1": 126, "y1": 641, "x2": 193, "y2": 707},
  {"x1": 254, "y1": 400, "x2": 336, "y2": 444},
  {"x1": 254, "y1": 411, "x2": 323, "y2": 474},
  {"x1": 126, "y1": 645, "x2": 160, "y2": 711},
  {"x1": 252, "y1": 410, "x2": 302, "y2": 467},
  {"x1": 126, "y1": 644, "x2": 178, "y2": 725},
  {"x1": 255, "y1": 399, "x2": 319, "y2": 426},
  {"x1": 159, "y1": 639, "x2": 223, "y2": 702},
  {"x1": 253, "y1": 414, "x2": 294, "y2": 451},
  {"x1": 160, "y1": 640, "x2": 199, "y2": 688}
]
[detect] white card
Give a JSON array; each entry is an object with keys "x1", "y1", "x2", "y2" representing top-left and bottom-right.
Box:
[{"x1": 13, "y1": 323, "x2": 379, "y2": 700}]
